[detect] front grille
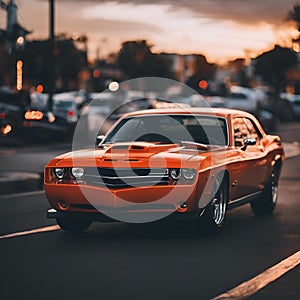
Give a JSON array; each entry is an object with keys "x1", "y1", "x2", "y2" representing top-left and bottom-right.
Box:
[{"x1": 84, "y1": 167, "x2": 169, "y2": 189}]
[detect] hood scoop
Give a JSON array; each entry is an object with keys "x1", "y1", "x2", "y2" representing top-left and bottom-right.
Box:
[
  {"x1": 111, "y1": 145, "x2": 130, "y2": 150},
  {"x1": 131, "y1": 145, "x2": 145, "y2": 150},
  {"x1": 106, "y1": 142, "x2": 154, "y2": 153},
  {"x1": 99, "y1": 143, "x2": 178, "y2": 162},
  {"x1": 123, "y1": 158, "x2": 140, "y2": 162}
]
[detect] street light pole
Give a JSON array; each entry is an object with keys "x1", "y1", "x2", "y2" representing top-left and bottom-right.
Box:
[
  {"x1": 48, "y1": 0, "x2": 55, "y2": 112},
  {"x1": 50, "y1": 0, "x2": 54, "y2": 39}
]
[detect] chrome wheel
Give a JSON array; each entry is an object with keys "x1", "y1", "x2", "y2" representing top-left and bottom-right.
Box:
[
  {"x1": 212, "y1": 187, "x2": 227, "y2": 226},
  {"x1": 199, "y1": 175, "x2": 228, "y2": 232},
  {"x1": 271, "y1": 173, "x2": 278, "y2": 204}
]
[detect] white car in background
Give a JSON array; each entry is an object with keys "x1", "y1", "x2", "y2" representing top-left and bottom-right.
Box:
[
  {"x1": 224, "y1": 86, "x2": 259, "y2": 113},
  {"x1": 30, "y1": 92, "x2": 81, "y2": 124},
  {"x1": 53, "y1": 93, "x2": 80, "y2": 124},
  {"x1": 84, "y1": 92, "x2": 116, "y2": 132}
]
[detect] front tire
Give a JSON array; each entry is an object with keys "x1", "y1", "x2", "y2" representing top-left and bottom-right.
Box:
[
  {"x1": 200, "y1": 176, "x2": 228, "y2": 233},
  {"x1": 56, "y1": 217, "x2": 91, "y2": 233},
  {"x1": 251, "y1": 167, "x2": 280, "y2": 215}
]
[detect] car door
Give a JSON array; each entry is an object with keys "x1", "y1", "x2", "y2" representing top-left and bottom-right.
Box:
[{"x1": 230, "y1": 117, "x2": 267, "y2": 199}]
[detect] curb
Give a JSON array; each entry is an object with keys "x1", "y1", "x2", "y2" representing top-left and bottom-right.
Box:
[
  {"x1": 0, "y1": 172, "x2": 43, "y2": 195},
  {"x1": 282, "y1": 142, "x2": 300, "y2": 159}
]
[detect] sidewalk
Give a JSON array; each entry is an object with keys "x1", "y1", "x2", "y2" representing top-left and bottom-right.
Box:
[{"x1": 0, "y1": 172, "x2": 43, "y2": 195}]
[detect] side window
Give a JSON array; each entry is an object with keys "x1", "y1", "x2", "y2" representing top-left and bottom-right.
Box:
[
  {"x1": 233, "y1": 117, "x2": 251, "y2": 147},
  {"x1": 243, "y1": 118, "x2": 261, "y2": 141}
]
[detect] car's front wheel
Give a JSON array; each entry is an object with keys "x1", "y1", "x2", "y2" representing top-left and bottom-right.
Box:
[
  {"x1": 250, "y1": 167, "x2": 280, "y2": 215},
  {"x1": 199, "y1": 176, "x2": 228, "y2": 233},
  {"x1": 56, "y1": 217, "x2": 91, "y2": 233}
]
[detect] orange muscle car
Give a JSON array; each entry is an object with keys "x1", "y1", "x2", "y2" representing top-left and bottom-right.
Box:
[{"x1": 44, "y1": 108, "x2": 284, "y2": 233}]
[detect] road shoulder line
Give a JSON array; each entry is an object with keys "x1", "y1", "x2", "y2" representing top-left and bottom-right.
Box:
[
  {"x1": 212, "y1": 250, "x2": 300, "y2": 300},
  {"x1": 0, "y1": 225, "x2": 60, "y2": 239}
]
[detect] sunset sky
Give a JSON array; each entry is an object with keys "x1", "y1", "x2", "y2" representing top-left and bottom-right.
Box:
[{"x1": 1, "y1": 0, "x2": 299, "y2": 63}]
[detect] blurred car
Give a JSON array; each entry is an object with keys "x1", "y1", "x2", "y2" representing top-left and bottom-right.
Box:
[
  {"x1": 279, "y1": 93, "x2": 300, "y2": 120},
  {"x1": 224, "y1": 86, "x2": 259, "y2": 113},
  {"x1": 45, "y1": 108, "x2": 284, "y2": 233},
  {"x1": 253, "y1": 108, "x2": 279, "y2": 133},
  {"x1": 253, "y1": 86, "x2": 270, "y2": 107},
  {"x1": 53, "y1": 93, "x2": 81, "y2": 124},
  {"x1": 169, "y1": 94, "x2": 209, "y2": 107},
  {"x1": 0, "y1": 102, "x2": 23, "y2": 137},
  {"x1": 205, "y1": 96, "x2": 226, "y2": 108},
  {"x1": 106, "y1": 97, "x2": 189, "y2": 124},
  {"x1": 0, "y1": 89, "x2": 25, "y2": 138},
  {"x1": 205, "y1": 93, "x2": 279, "y2": 133},
  {"x1": 82, "y1": 92, "x2": 117, "y2": 133}
]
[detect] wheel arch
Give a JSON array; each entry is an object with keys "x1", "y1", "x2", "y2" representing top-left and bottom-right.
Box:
[
  {"x1": 215, "y1": 169, "x2": 230, "y2": 201},
  {"x1": 272, "y1": 157, "x2": 282, "y2": 183},
  {"x1": 222, "y1": 169, "x2": 230, "y2": 201}
]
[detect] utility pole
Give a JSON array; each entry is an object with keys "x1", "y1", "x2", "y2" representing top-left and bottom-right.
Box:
[{"x1": 48, "y1": 0, "x2": 55, "y2": 112}]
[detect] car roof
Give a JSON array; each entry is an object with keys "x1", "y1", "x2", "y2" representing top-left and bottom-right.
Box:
[{"x1": 121, "y1": 107, "x2": 254, "y2": 119}]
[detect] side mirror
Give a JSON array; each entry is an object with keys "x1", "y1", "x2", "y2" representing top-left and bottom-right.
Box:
[
  {"x1": 96, "y1": 135, "x2": 105, "y2": 147},
  {"x1": 241, "y1": 137, "x2": 256, "y2": 151}
]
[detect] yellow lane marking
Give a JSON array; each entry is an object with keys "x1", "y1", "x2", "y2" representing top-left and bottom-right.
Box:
[
  {"x1": 212, "y1": 250, "x2": 300, "y2": 300},
  {"x1": 0, "y1": 225, "x2": 60, "y2": 239}
]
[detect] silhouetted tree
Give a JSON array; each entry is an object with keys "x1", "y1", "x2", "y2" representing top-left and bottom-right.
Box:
[
  {"x1": 253, "y1": 45, "x2": 298, "y2": 95},
  {"x1": 185, "y1": 54, "x2": 217, "y2": 95},
  {"x1": 287, "y1": 4, "x2": 300, "y2": 31},
  {"x1": 20, "y1": 36, "x2": 87, "y2": 92},
  {"x1": 227, "y1": 58, "x2": 250, "y2": 87},
  {"x1": 117, "y1": 40, "x2": 173, "y2": 79}
]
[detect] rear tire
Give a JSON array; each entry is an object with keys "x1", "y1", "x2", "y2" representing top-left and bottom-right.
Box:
[
  {"x1": 251, "y1": 166, "x2": 280, "y2": 215},
  {"x1": 56, "y1": 217, "x2": 91, "y2": 233}
]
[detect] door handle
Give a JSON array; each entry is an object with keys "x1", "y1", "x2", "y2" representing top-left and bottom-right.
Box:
[{"x1": 232, "y1": 180, "x2": 238, "y2": 187}]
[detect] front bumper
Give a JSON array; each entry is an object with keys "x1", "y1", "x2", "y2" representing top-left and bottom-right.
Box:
[
  {"x1": 47, "y1": 207, "x2": 202, "y2": 223},
  {"x1": 44, "y1": 182, "x2": 202, "y2": 211}
]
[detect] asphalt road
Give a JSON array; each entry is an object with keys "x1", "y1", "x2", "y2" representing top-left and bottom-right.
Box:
[
  {"x1": 0, "y1": 156, "x2": 300, "y2": 300},
  {"x1": 0, "y1": 122, "x2": 299, "y2": 300}
]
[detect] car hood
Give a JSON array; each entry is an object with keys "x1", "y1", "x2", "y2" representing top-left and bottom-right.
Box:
[{"x1": 49, "y1": 142, "x2": 214, "y2": 169}]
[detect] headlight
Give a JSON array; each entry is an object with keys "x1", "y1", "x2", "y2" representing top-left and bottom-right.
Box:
[
  {"x1": 54, "y1": 168, "x2": 66, "y2": 179},
  {"x1": 169, "y1": 168, "x2": 181, "y2": 180},
  {"x1": 182, "y1": 168, "x2": 196, "y2": 180},
  {"x1": 71, "y1": 167, "x2": 85, "y2": 179}
]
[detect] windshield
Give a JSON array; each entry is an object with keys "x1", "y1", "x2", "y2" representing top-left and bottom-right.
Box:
[{"x1": 104, "y1": 114, "x2": 228, "y2": 146}]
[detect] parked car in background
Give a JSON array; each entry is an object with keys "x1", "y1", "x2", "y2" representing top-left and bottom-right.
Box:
[
  {"x1": 82, "y1": 92, "x2": 117, "y2": 133},
  {"x1": 170, "y1": 94, "x2": 209, "y2": 107},
  {"x1": 224, "y1": 86, "x2": 259, "y2": 113},
  {"x1": 205, "y1": 96, "x2": 226, "y2": 108},
  {"x1": 253, "y1": 86, "x2": 270, "y2": 108},
  {"x1": 0, "y1": 88, "x2": 24, "y2": 138},
  {"x1": 205, "y1": 92, "x2": 277, "y2": 133},
  {"x1": 0, "y1": 102, "x2": 21, "y2": 137},
  {"x1": 45, "y1": 108, "x2": 284, "y2": 233},
  {"x1": 280, "y1": 93, "x2": 300, "y2": 120},
  {"x1": 53, "y1": 93, "x2": 81, "y2": 124}
]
